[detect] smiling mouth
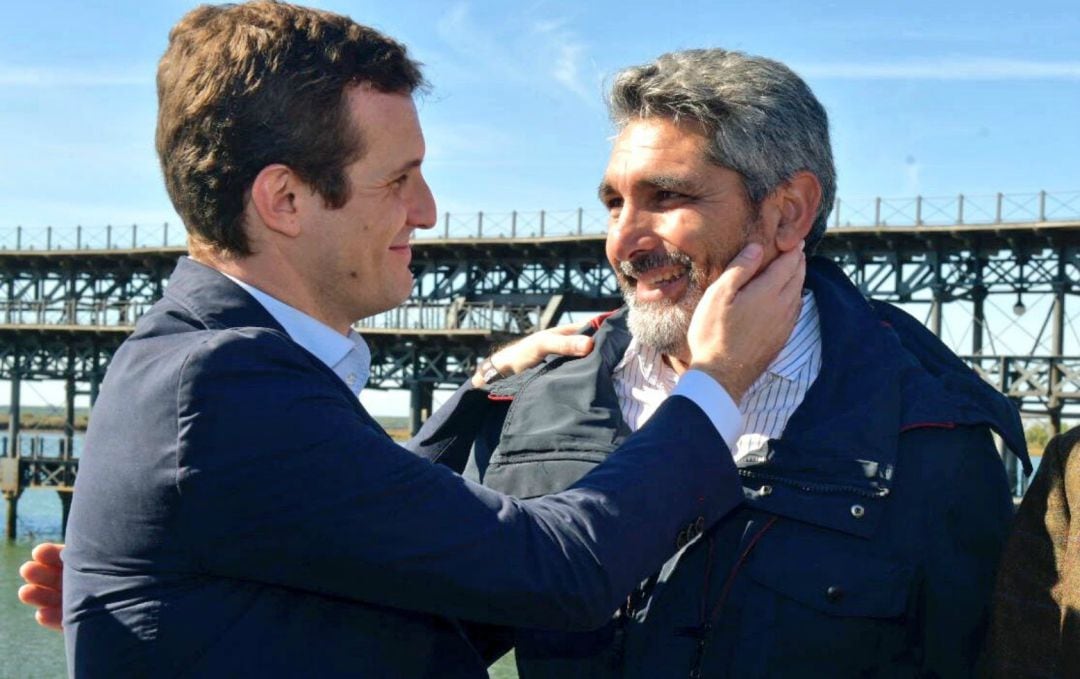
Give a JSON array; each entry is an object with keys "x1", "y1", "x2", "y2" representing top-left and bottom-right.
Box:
[{"x1": 624, "y1": 265, "x2": 690, "y2": 303}]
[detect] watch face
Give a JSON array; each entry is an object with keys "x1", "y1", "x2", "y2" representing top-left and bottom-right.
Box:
[
  {"x1": 479, "y1": 357, "x2": 506, "y2": 385},
  {"x1": 481, "y1": 360, "x2": 502, "y2": 384}
]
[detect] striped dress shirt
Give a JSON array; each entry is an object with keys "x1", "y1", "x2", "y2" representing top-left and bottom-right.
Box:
[{"x1": 612, "y1": 291, "x2": 822, "y2": 461}]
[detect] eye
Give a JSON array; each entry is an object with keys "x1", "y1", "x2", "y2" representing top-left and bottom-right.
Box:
[
  {"x1": 656, "y1": 190, "x2": 688, "y2": 203},
  {"x1": 602, "y1": 196, "x2": 623, "y2": 212}
]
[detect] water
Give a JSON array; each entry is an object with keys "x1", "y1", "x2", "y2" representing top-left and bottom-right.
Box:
[
  {"x1": 1, "y1": 491, "x2": 66, "y2": 678},
  {"x1": 0, "y1": 434, "x2": 83, "y2": 459}
]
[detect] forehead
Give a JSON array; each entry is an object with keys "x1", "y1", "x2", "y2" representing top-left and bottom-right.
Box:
[
  {"x1": 345, "y1": 86, "x2": 424, "y2": 161},
  {"x1": 603, "y1": 117, "x2": 711, "y2": 183}
]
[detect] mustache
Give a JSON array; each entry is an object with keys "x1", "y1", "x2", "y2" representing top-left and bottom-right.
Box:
[{"x1": 618, "y1": 249, "x2": 693, "y2": 278}]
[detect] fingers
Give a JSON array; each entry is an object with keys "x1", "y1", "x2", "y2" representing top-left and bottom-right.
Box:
[
  {"x1": 475, "y1": 324, "x2": 595, "y2": 387},
  {"x1": 497, "y1": 330, "x2": 592, "y2": 375},
  {"x1": 545, "y1": 322, "x2": 588, "y2": 336},
  {"x1": 36, "y1": 607, "x2": 64, "y2": 631},
  {"x1": 31, "y1": 543, "x2": 64, "y2": 568},
  {"x1": 685, "y1": 241, "x2": 808, "y2": 404},
  {"x1": 20, "y1": 558, "x2": 62, "y2": 590},
  {"x1": 714, "y1": 242, "x2": 765, "y2": 297},
  {"x1": 18, "y1": 583, "x2": 61, "y2": 609},
  {"x1": 746, "y1": 242, "x2": 804, "y2": 297},
  {"x1": 533, "y1": 333, "x2": 593, "y2": 359},
  {"x1": 18, "y1": 549, "x2": 64, "y2": 632}
]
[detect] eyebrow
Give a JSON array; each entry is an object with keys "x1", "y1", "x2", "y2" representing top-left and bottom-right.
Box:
[
  {"x1": 388, "y1": 158, "x2": 423, "y2": 177},
  {"x1": 598, "y1": 173, "x2": 700, "y2": 201}
]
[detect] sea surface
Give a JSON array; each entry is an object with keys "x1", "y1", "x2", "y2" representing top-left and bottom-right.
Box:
[{"x1": 1, "y1": 490, "x2": 67, "y2": 678}]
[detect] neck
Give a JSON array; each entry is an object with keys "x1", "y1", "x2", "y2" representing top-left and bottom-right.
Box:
[
  {"x1": 662, "y1": 352, "x2": 692, "y2": 376},
  {"x1": 190, "y1": 250, "x2": 352, "y2": 336}
]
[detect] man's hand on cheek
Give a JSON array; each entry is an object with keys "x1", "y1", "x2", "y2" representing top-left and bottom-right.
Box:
[{"x1": 687, "y1": 241, "x2": 806, "y2": 403}]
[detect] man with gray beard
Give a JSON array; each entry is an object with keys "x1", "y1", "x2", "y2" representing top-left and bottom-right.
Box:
[
  {"x1": 413, "y1": 48, "x2": 1028, "y2": 677},
  {"x1": 20, "y1": 44, "x2": 1032, "y2": 677}
]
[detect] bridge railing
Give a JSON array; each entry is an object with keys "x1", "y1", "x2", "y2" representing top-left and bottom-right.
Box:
[
  {"x1": 1, "y1": 189, "x2": 1078, "y2": 249},
  {"x1": 0, "y1": 223, "x2": 186, "y2": 251},
  {"x1": 0, "y1": 300, "x2": 147, "y2": 327},
  {"x1": 355, "y1": 300, "x2": 543, "y2": 334},
  {"x1": 831, "y1": 190, "x2": 1080, "y2": 227}
]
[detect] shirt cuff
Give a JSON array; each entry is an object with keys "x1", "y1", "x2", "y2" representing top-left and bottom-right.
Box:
[{"x1": 671, "y1": 369, "x2": 741, "y2": 451}]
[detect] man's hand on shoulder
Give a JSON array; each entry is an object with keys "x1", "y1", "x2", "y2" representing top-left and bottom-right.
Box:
[
  {"x1": 471, "y1": 323, "x2": 594, "y2": 388},
  {"x1": 17, "y1": 542, "x2": 64, "y2": 631},
  {"x1": 688, "y1": 242, "x2": 806, "y2": 403}
]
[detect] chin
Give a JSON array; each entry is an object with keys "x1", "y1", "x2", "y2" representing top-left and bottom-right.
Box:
[{"x1": 626, "y1": 303, "x2": 691, "y2": 356}]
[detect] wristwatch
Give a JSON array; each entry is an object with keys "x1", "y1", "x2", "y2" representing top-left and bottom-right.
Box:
[{"x1": 476, "y1": 357, "x2": 507, "y2": 385}]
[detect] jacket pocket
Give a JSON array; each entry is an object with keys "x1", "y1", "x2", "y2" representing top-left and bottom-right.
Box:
[
  {"x1": 730, "y1": 526, "x2": 915, "y2": 677},
  {"x1": 745, "y1": 529, "x2": 912, "y2": 618}
]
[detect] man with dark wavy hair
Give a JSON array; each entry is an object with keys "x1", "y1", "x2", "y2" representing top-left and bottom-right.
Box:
[
  {"x1": 17, "y1": 3, "x2": 807, "y2": 676},
  {"x1": 413, "y1": 48, "x2": 1030, "y2": 677}
]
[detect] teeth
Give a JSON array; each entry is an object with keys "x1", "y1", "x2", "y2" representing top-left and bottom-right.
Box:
[{"x1": 641, "y1": 269, "x2": 685, "y2": 286}]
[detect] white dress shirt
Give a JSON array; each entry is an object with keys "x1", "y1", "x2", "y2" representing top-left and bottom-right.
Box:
[
  {"x1": 224, "y1": 275, "x2": 371, "y2": 397},
  {"x1": 613, "y1": 291, "x2": 822, "y2": 461}
]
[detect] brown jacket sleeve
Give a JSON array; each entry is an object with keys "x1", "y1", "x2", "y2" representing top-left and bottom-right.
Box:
[{"x1": 984, "y1": 427, "x2": 1080, "y2": 678}]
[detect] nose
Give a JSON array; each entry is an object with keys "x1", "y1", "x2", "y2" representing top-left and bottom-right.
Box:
[
  {"x1": 607, "y1": 202, "x2": 661, "y2": 265},
  {"x1": 408, "y1": 174, "x2": 437, "y2": 231}
]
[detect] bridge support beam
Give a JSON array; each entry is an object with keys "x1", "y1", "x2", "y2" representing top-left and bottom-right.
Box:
[
  {"x1": 1049, "y1": 252, "x2": 1067, "y2": 435},
  {"x1": 10, "y1": 367, "x2": 21, "y2": 461},
  {"x1": 6, "y1": 363, "x2": 21, "y2": 540},
  {"x1": 972, "y1": 284, "x2": 986, "y2": 356},
  {"x1": 409, "y1": 382, "x2": 434, "y2": 435},
  {"x1": 3, "y1": 491, "x2": 17, "y2": 541},
  {"x1": 59, "y1": 491, "x2": 72, "y2": 538},
  {"x1": 930, "y1": 290, "x2": 943, "y2": 338},
  {"x1": 65, "y1": 376, "x2": 76, "y2": 466}
]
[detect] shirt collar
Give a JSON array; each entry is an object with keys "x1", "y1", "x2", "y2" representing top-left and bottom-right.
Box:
[
  {"x1": 766, "y1": 290, "x2": 820, "y2": 381},
  {"x1": 223, "y1": 274, "x2": 370, "y2": 394},
  {"x1": 613, "y1": 336, "x2": 678, "y2": 389},
  {"x1": 614, "y1": 290, "x2": 819, "y2": 387}
]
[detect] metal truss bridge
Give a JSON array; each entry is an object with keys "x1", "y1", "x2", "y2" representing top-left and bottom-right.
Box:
[{"x1": 2, "y1": 189, "x2": 1079, "y2": 538}]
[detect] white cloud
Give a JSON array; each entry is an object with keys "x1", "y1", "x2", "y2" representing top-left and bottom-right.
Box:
[
  {"x1": 531, "y1": 18, "x2": 595, "y2": 104},
  {"x1": 433, "y1": 3, "x2": 598, "y2": 105},
  {"x1": 796, "y1": 57, "x2": 1080, "y2": 80},
  {"x1": 435, "y1": 2, "x2": 527, "y2": 83}
]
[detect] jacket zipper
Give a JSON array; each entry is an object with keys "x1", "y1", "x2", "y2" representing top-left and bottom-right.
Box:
[{"x1": 739, "y1": 468, "x2": 890, "y2": 499}]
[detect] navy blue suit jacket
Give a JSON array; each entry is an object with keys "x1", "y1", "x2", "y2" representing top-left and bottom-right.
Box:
[{"x1": 62, "y1": 257, "x2": 741, "y2": 677}]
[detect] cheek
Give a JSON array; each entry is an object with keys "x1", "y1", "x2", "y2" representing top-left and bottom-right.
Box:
[{"x1": 604, "y1": 238, "x2": 619, "y2": 269}]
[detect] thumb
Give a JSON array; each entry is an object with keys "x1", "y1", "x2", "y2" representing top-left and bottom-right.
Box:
[{"x1": 715, "y1": 242, "x2": 764, "y2": 293}]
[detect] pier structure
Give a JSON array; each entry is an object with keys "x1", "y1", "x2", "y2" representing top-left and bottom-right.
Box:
[{"x1": 2, "y1": 189, "x2": 1079, "y2": 538}]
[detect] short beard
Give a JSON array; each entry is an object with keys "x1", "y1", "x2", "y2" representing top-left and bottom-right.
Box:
[{"x1": 618, "y1": 249, "x2": 707, "y2": 358}]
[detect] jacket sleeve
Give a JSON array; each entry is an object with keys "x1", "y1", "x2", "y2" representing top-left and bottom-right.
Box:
[
  {"x1": 982, "y1": 429, "x2": 1079, "y2": 678},
  {"x1": 917, "y1": 425, "x2": 1014, "y2": 677},
  {"x1": 406, "y1": 382, "x2": 494, "y2": 471},
  {"x1": 174, "y1": 329, "x2": 743, "y2": 631}
]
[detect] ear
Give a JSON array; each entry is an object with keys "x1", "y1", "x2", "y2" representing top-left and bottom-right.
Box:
[
  {"x1": 772, "y1": 171, "x2": 822, "y2": 252},
  {"x1": 248, "y1": 164, "x2": 302, "y2": 239}
]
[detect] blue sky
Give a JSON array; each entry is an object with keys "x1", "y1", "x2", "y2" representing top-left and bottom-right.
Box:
[
  {"x1": 2, "y1": 0, "x2": 1079, "y2": 230},
  {"x1": 1, "y1": 0, "x2": 1078, "y2": 414}
]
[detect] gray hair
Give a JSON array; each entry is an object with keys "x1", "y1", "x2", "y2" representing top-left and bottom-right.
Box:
[{"x1": 608, "y1": 49, "x2": 835, "y2": 250}]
